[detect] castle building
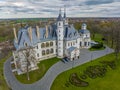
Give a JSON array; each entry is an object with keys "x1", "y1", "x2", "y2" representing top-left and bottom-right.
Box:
[{"x1": 12, "y1": 9, "x2": 91, "y2": 75}]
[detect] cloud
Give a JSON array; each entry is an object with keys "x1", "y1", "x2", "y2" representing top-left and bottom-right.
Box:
[
  {"x1": 85, "y1": 0, "x2": 114, "y2": 5},
  {"x1": 0, "y1": 0, "x2": 120, "y2": 18}
]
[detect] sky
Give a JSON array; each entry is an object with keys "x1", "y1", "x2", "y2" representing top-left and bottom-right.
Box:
[{"x1": 0, "y1": 0, "x2": 120, "y2": 19}]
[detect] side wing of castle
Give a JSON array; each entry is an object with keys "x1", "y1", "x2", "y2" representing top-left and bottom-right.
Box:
[{"x1": 12, "y1": 9, "x2": 91, "y2": 75}]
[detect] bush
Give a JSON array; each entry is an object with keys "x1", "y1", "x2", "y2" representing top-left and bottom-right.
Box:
[
  {"x1": 84, "y1": 65, "x2": 107, "y2": 79},
  {"x1": 100, "y1": 60, "x2": 116, "y2": 69},
  {"x1": 92, "y1": 43, "x2": 103, "y2": 49},
  {"x1": 69, "y1": 73, "x2": 89, "y2": 87},
  {"x1": 80, "y1": 75, "x2": 87, "y2": 79}
]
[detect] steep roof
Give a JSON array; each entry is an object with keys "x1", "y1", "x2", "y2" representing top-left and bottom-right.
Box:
[
  {"x1": 14, "y1": 25, "x2": 57, "y2": 50},
  {"x1": 64, "y1": 25, "x2": 80, "y2": 41}
]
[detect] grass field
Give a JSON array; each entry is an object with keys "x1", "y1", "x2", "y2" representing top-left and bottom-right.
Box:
[
  {"x1": 0, "y1": 53, "x2": 11, "y2": 90},
  {"x1": 51, "y1": 53, "x2": 120, "y2": 90},
  {"x1": 91, "y1": 33, "x2": 103, "y2": 43},
  {"x1": 16, "y1": 57, "x2": 60, "y2": 84}
]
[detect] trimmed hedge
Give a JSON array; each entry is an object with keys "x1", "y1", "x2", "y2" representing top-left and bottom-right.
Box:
[
  {"x1": 69, "y1": 73, "x2": 89, "y2": 87},
  {"x1": 92, "y1": 42, "x2": 104, "y2": 49}
]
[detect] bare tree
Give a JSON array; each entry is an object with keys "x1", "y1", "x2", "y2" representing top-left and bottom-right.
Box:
[{"x1": 18, "y1": 46, "x2": 37, "y2": 80}]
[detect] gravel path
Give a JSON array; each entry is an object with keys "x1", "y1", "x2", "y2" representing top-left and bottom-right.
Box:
[{"x1": 4, "y1": 47, "x2": 114, "y2": 90}]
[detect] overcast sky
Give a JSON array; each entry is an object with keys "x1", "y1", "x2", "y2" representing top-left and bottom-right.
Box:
[{"x1": 0, "y1": 0, "x2": 120, "y2": 18}]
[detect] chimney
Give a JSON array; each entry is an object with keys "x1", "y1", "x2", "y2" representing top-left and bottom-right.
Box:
[
  {"x1": 36, "y1": 25, "x2": 40, "y2": 39},
  {"x1": 13, "y1": 26, "x2": 18, "y2": 43},
  {"x1": 28, "y1": 27, "x2": 32, "y2": 42},
  {"x1": 45, "y1": 25, "x2": 48, "y2": 38}
]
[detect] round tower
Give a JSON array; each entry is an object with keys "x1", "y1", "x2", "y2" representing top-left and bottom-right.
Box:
[
  {"x1": 57, "y1": 9, "x2": 64, "y2": 58},
  {"x1": 81, "y1": 23, "x2": 87, "y2": 30}
]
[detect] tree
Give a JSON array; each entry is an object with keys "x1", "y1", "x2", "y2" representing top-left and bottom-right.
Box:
[{"x1": 18, "y1": 46, "x2": 38, "y2": 80}]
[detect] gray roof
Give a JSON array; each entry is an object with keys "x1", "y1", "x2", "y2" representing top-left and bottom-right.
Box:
[
  {"x1": 64, "y1": 25, "x2": 80, "y2": 41},
  {"x1": 79, "y1": 29, "x2": 90, "y2": 34},
  {"x1": 14, "y1": 25, "x2": 57, "y2": 50},
  {"x1": 67, "y1": 47, "x2": 76, "y2": 52}
]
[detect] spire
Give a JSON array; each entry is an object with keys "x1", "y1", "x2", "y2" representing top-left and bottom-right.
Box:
[
  {"x1": 57, "y1": 8, "x2": 63, "y2": 21},
  {"x1": 64, "y1": 6, "x2": 66, "y2": 18}
]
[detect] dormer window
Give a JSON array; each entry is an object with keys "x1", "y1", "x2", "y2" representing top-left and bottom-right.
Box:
[
  {"x1": 24, "y1": 42, "x2": 28, "y2": 47},
  {"x1": 69, "y1": 33, "x2": 72, "y2": 38},
  {"x1": 74, "y1": 32, "x2": 77, "y2": 36}
]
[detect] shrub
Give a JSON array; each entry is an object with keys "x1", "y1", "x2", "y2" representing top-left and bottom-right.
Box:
[
  {"x1": 69, "y1": 73, "x2": 89, "y2": 87},
  {"x1": 92, "y1": 43, "x2": 103, "y2": 49},
  {"x1": 84, "y1": 65, "x2": 107, "y2": 79},
  {"x1": 80, "y1": 75, "x2": 87, "y2": 79}
]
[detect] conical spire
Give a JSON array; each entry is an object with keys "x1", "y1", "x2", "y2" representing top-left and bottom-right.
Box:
[
  {"x1": 64, "y1": 6, "x2": 66, "y2": 18},
  {"x1": 57, "y1": 8, "x2": 63, "y2": 21}
]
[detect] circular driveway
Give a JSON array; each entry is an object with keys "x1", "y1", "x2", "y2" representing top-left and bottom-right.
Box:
[{"x1": 4, "y1": 47, "x2": 114, "y2": 90}]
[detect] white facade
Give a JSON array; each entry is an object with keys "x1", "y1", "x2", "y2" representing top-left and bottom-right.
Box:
[{"x1": 12, "y1": 9, "x2": 91, "y2": 75}]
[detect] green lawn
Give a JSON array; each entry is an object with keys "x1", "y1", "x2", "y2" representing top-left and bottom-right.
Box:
[
  {"x1": 92, "y1": 33, "x2": 103, "y2": 43},
  {"x1": 51, "y1": 53, "x2": 120, "y2": 90},
  {"x1": 0, "y1": 53, "x2": 11, "y2": 90},
  {"x1": 16, "y1": 57, "x2": 60, "y2": 84}
]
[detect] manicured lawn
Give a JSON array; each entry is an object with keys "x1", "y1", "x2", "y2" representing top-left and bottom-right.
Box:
[
  {"x1": 0, "y1": 53, "x2": 11, "y2": 90},
  {"x1": 51, "y1": 53, "x2": 120, "y2": 90},
  {"x1": 16, "y1": 57, "x2": 60, "y2": 84}
]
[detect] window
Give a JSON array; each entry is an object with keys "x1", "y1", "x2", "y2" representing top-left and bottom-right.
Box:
[
  {"x1": 59, "y1": 22, "x2": 61, "y2": 26},
  {"x1": 68, "y1": 43, "x2": 70, "y2": 46},
  {"x1": 37, "y1": 53, "x2": 39, "y2": 57},
  {"x1": 76, "y1": 40, "x2": 77, "y2": 43},
  {"x1": 50, "y1": 48, "x2": 54, "y2": 53},
  {"x1": 59, "y1": 43, "x2": 61, "y2": 45},
  {"x1": 46, "y1": 42, "x2": 49, "y2": 47},
  {"x1": 80, "y1": 42, "x2": 82, "y2": 46},
  {"x1": 84, "y1": 42, "x2": 87, "y2": 46},
  {"x1": 69, "y1": 33, "x2": 72, "y2": 38},
  {"x1": 42, "y1": 50, "x2": 45, "y2": 56},
  {"x1": 50, "y1": 42, "x2": 53, "y2": 46},
  {"x1": 46, "y1": 49, "x2": 49, "y2": 54},
  {"x1": 36, "y1": 45, "x2": 38, "y2": 49},
  {"x1": 24, "y1": 42, "x2": 28, "y2": 47},
  {"x1": 41, "y1": 43, "x2": 45, "y2": 48},
  {"x1": 71, "y1": 42, "x2": 72, "y2": 46}
]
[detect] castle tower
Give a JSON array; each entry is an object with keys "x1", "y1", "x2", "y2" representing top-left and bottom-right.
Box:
[
  {"x1": 57, "y1": 9, "x2": 64, "y2": 58},
  {"x1": 81, "y1": 23, "x2": 87, "y2": 30}
]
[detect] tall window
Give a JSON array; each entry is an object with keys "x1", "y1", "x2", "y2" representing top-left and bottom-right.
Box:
[
  {"x1": 59, "y1": 22, "x2": 61, "y2": 26},
  {"x1": 46, "y1": 49, "x2": 49, "y2": 54},
  {"x1": 50, "y1": 48, "x2": 54, "y2": 53},
  {"x1": 80, "y1": 42, "x2": 82, "y2": 46},
  {"x1": 50, "y1": 42, "x2": 53, "y2": 46},
  {"x1": 46, "y1": 42, "x2": 49, "y2": 47},
  {"x1": 37, "y1": 53, "x2": 39, "y2": 57},
  {"x1": 42, "y1": 50, "x2": 45, "y2": 56},
  {"x1": 84, "y1": 42, "x2": 87, "y2": 46},
  {"x1": 41, "y1": 43, "x2": 45, "y2": 48}
]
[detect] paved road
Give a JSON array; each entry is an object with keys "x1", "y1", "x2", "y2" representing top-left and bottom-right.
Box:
[{"x1": 4, "y1": 47, "x2": 114, "y2": 90}]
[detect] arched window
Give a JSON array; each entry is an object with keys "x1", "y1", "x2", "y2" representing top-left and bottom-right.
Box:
[
  {"x1": 24, "y1": 42, "x2": 28, "y2": 47},
  {"x1": 42, "y1": 50, "x2": 45, "y2": 56},
  {"x1": 59, "y1": 22, "x2": 61, "y2": 26},
  {"x1": 50, "y1": 48, "x2": 54, "y2": 53},
  {"x1": 46, "y1": 49, "x2": 49, "y2": 54},
  {"x1": 41, "y1": 43, "x2": 45, "y2": 48},
  {"x1": 46, "y1": 42, "x2": 49, "y2": 47},
  {"x1": 80, "y1": 42, "x2": 82, "y2": 46},
  {"x1": 50, "y1": 42, "x2": 53, "y2": 46}
]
